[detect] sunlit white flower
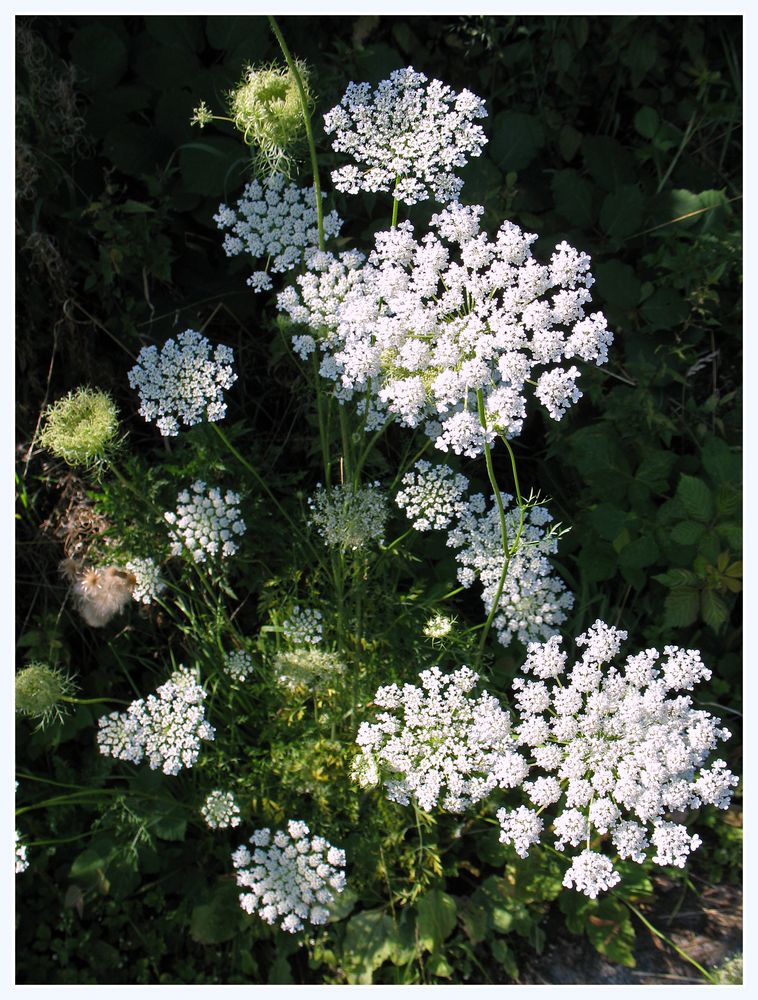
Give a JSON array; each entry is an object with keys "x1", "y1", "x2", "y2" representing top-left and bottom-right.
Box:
[
  {"x1": 215, "y1": 173, "x2": 343, "y2": 291},
  {"x1": 97, "y1": 667, "x2": 215, "y2": 776},
  {"x1": 202, "y1": 789, "x2": 241, "y2": 830},
  {"x1": 232, "y1": 820, "x2": 346, "y2": 932},
  {"x1": 164, "y1": 480, "x2": 246, "y2": 563},
  {"x1": 128, "y1": 329, "x2": 237, "y2": 436},
  {"x1": 324, "y1": 67, "x2": 487, "y2": 205},
  {"x1": 354, "y1": 666, "x2": 528, "y2": 812}
]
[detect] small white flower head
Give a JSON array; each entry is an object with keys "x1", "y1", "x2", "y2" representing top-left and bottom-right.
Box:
[
  {"x1": 16, "y1": 830, "x2": 29, "y2": 875},
  {"x1": 282, "y1": 606, "x2": 323, "y2": 646},
  {"x1": 128, "y1": 330, "x2": 237, "y2": 437},
  {"x1": 354, "y1": 666, "x2": 528, "y2": 812},
  {"x1": 308, "y1": 482, "x2": 388, "y2": 551},
  {"x1": 324, "y1": 67, "x2": 488, "y2": 205},
  {"x1": 202, "y1": 789, "x2": 241, "y2": 830},
  {"x1": 164, "y1": 480, "x2": 246, "y2": 563},
  {"x1": 223, "y1": 649, "x2": 255, "y2": 682},
  {"x1": 562, "y1": 850, "x2": 620, "y2": 899},
  {"x1": 396, "y1": 459, "x2": 470, "y2": 531},
  {"x1": 97, "y1": 667, "x2": 215, "y2": 776},
  {"x1": 125, "y1": 557, "x2": 165, "y2": 605},
  {"x1": 448, "y1": 495, "x2": 573, "y2": 647},
  {"x1": 273, "y1": 650, "x2": 345, "y2": 693},
  {"x1": 423, "y1": 611, "x2": 457, "y2": 642},
  {"x1": 232, "y1": 820, "x2": 346, "y2": 933},
  {"x1": 496, "y1": 806, "x2": 544, "y2": 858},
  {"x1": 506, "y1": 622, "x2": 737, "y2": 896},
  {"x1": 215, "y1": 173, "x2": 343, "y2": 291}
]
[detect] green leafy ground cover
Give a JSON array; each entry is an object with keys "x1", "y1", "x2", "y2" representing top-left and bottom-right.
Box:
[{"x1": 15, "y1": 14, "x2": 741, "y2": 985}]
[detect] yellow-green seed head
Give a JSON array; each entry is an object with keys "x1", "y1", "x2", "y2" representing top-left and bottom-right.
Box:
[
  {"x1": 228, "y1": 61, "x2": 313, "y2": 176},
  {"x1": 15, "y1": 662, "x2": 76, "y2": 727},
  {"x1": 39, "y1": 386, "x2": 119, "y2": 467}
]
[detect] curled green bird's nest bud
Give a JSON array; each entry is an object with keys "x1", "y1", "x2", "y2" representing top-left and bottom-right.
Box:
[
  {"x1": 38, "y1": 386, "x2": 119, "y2": 468},
  {"x1": 15, "y1": 662, "x2": 78, "y2": 729},
  {"x1": 228, "y1": 60, "x2": 314, "y2": 176}
]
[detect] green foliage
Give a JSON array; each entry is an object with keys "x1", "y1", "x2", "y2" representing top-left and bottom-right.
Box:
[{"x1": 15, "y1": 12, "x2": 740, "y2": 988}]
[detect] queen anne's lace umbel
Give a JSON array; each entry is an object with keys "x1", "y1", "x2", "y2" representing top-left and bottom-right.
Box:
[
  {"x1": 97, "y1": 667, "x2": 215, "y2": 776},
  {"x1": 396, "y1": 462, "x2": 573, "y2": 648},
  {"x1": 324, "y1": 67, "x2": 487, "y2": 205},
  {"x1": 223, "y1": 649, "x2": 255, "y2": 681},
  {"x1": 497, "y1": 622, "x2": 738, "y2": 896},
  {"x1": 128, "y1": 330, "x2": 237, "y2": 437},
  {"x1": 232, "y1": 820, "x2": 347, "y2": 933},
  {"x1": 164, "y1": 480, "x2": 246, "y2": 563},
  {"x1": 202, "y1": 789, "x2": 241, "y2": 830},
  {"x1": 125, "y1": 557, "x2": 165, "y2": 605},
  {"x1": 308, "y1": 482, "x2": 388, "y2": 551},
  {"x1": 353, "y1": 666, "x2": 528, "y2": 812},
  {"x1": 214, "y1": 173, "x2": 343, "y2": 292},
  {"x1": 278, "y1": 204, "x2": 612, "y2": 456},
  {"x1": 282, "y1": 606, "x2": 323, "y2": 646}
]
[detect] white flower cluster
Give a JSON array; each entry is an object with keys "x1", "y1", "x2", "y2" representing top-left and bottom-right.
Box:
[
  {"x1": 395, "y1": 459, "x2": 469, "y2": 530},
  {"x1": 232, "y1": 820, "x2": 347, "y2": 933},
  {"x1": 202, "y1": 789, "x2": 241, "y2": 830},
  {"x1": 16, "y1": 830, "x2": 29, "y2": 875},
  {"x1": 214, "y1": 172, "x2": 343, "y2": 293},
  {"x1": 354, "y1": 666, "x2": 528, "y2": 812},
  {"x1": 278, "y1": 205, "x2": 612, "y2": 456},
  {"x1": 495, "y1": 621, "x2": 738, "y2": 898},
  {"x1": 125, "y1": 557, "x2": 165, "y2": 605},
  {"x1": 223, "y1": 649, "x2": 255, "y2": 682},
  {"x1": 282, "y1": 606, "x2": 323, "y2": 646},
  {"x1": 96, "y1": 667, "x2": 216, "y2": 776},
  {"x1": 447, "y1": 493, "x2": 573, "y2": 647},
  {"x1": 323, "y1": 67, "x2": 487, "y2": 205},
  {"x1": 274, "y1": 649, "x2": 345, "y2": 693},
  {"x1": 164, "y1": 480, "x2": 246, "y2": 563},
  {"x1": 128, "y1": 329, "x2": 237, "y2": 436},
  {"x1": 396, "y1": 461, "x2": 573, "y2": 647},
  {"x1": 308, "y1": 482, "x2": 388, "y2": 551}
]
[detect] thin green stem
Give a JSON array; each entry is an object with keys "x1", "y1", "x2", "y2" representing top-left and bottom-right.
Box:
[
  {"x1": 338, "y1": 405, "x2": 353, "y2": 486},
  {"x1": 268, "y1": 16, "x2": 325, "y2": 251},
  {"x1": 475, "y1": 390, "x2": 511, "y2": 667},
  {"x1": 210, "y1": 422, "x2": 295, "y2": 530},
  {"x1": 616, "y1": 895, "x2": 718, "y2": 985}
]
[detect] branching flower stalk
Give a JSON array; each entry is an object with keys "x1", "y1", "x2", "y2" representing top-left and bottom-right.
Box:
[{"x1": 268, "y1": 16, "x2": 325, "y2": 252}]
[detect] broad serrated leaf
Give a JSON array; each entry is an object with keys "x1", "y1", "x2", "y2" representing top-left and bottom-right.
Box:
[
  {"x1": 600, "y1": 184, "x2": 644, "y2": 239},
  {"x1": 640, "y1": 287, "x2": 689, "y2": 330},
  {"x1": 342, "y1": 910, "x2": 395, "y2": 984},
  {"x1": 551, "y1": 169, "x2": 594, "y2": 227},
  {"x1": 190, "y1": 881, "x2": 241, "y2": 944},
  {"x1": 416, "y1": 889, "x2": 457, "y2": 953},
  {"x1": 670, "y1": 520, "x2": 705, "y2": 546},
  {"x1": 618, "y1": 534, "x2": 658, "y2": 570},
  {"x1": 594, "y1": 260, "x2": 642, "y2": 311},
  {"x1": 489, "y1": 111, "x2": 546, "y2": 171},
  {"x1": 676, "y1": 474, "x2": 713, "y2": 522},
  {"x1": 586, "y1": 899, "x2": 636, "y2": 967},
  {"x1": 491, "y1": 937, "x2": 519, "y2": 979},
  {"x1": 663, "y1": 586, "x2": 700, "y2": 628},
  {"x1": 701, "y1": 589, "x2": 729, "y2": 632},
  {"x1": 635, "y1": 450, "x2": 677, "y2": 492},
  {"x1": 702, "y1": 436, "x2": 741, "y2": 484}
]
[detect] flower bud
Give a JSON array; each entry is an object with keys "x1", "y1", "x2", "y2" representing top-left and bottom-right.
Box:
[
  {"x1": 39, "y1": 386, "x2": 119, "y2": 467},
  {"x1": 15, "y1": 662, "x2": 76, "y2": 727},
  {"x1": 228, "y1": 61, "x2": 313, "y2": 176}
]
